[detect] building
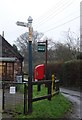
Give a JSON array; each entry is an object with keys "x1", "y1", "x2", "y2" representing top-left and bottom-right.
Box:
[
  {"x1": 80, "y1": 1, "x2": 82, "y2": 52},
  {"x1": 0, "y1": 35, "x2": 24, "y2": 81}
]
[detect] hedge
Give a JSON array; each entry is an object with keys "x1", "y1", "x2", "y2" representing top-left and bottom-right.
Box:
[
  {"x1": 46, "y1": 60, "x2": 81, "y2": 88},
  {"x1": 62, "y1": 60, "x2": 81, "y2": 87},
  {"x1": 46, "y1": 61, "x2": 63, "y2": 80}
]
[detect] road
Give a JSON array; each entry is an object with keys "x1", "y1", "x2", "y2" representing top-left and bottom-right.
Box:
[{"x1": 60, "y1": 88, "x2": 81, "y2": 120}]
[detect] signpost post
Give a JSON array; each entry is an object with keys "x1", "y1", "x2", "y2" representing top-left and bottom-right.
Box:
[
  {"x1": 27, "y1": 16, "x2": 33, "y2": 114},
  {"x1": 16, "y1": 16, "x2": 33, "y2": 114}
]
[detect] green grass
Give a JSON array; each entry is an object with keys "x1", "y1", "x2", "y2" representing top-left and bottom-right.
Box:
[
  {"x1": 14, "y1": 85, "x2": 71, "y2": 119},
  {"x1": 16, "y1": 84, "x2": 24, "y2": 93},
  {"x1": 33, "y1": 84, "x2": 48, "y2": 98},
  {"x1": 14, "y1": 103, "x2": 24, "y2": 114}
]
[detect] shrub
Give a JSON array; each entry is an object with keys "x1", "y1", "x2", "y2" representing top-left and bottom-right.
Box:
[
  {"x1": 46, "y1": 61, "x2": 63, "y2": 80},
  {"x1": 62, "y1": 60, "x2": 81, "y2": 88},
  {"x1": 45, "y1": 60, "x2": 81, "y2": 88}
]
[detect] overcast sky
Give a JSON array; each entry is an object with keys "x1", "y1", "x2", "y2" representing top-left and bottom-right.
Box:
[{"x1": 0, "y1": 0, "x2": 81, "y2": 45}]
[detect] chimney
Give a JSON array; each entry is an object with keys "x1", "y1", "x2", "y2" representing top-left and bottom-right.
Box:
[{"x1": 2, "y1": 31, "x2": 4, "y2": 38}]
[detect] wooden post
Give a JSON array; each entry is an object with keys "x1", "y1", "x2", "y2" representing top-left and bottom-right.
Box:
[
  {"x1": 37, "y1": 84, "x2": 41, "y2": 91},
  {"x1": 52, "y1": 74, "x2": 55, "y2": 96},
  {"x1": 48, "y1": 82, "x2": 51, "y2": 101}
]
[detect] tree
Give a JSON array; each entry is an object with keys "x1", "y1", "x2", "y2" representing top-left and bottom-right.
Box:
[
  {"x1": 54, "y1": 42, "x2": 74, "y2": 61},
  {"x1": 62, "y1": 28, "x2": 80, "y2": 59},
  {"x1": 45, "y1": 38, "x2": 74, "y2": 62},
  {"x1": 47, "y1": 29, "x2": 80, "y2": 62},
  {"x1": 77, "y1": 52, "x2": 82, "y2": 59},
  {"x1": 15, "y1": 31, "x2": 44, "y2": 72},
  {"x1": 15, "y1": 29, "x2": 80, "y2": 73}
]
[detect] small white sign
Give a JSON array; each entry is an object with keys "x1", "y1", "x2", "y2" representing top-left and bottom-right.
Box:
[{"x1": 10, "y1": 86, "x2": 16, "y2": 94}]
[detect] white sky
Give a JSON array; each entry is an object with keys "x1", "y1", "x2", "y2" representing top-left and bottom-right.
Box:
[{"x1": 0, "y1": 0, "x2": 81, "y2": 45}]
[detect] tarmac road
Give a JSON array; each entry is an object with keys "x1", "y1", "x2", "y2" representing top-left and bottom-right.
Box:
[{"x1": 60, "y1": 88, "x2": 81, "y2": 120}]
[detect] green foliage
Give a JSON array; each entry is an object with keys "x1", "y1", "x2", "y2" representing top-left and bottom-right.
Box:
[
  {"x1": 33, "y1": 85, "x2": 48, "y2": 98},
  {"x1": 46, "y1": 60, "x2": 81, "y2": 88},
  {"x1": 46, "y1": 61, "x2": 63, "y2": 80},
  {"x1": 77, "y1": 52, "x2": 82, "y2": 59},
  {"x1": 62, "y1": 60, "x2": 81, "y2": 88},
  {"x1": 16, "y1": 84, "x2": 24, "y2": 93},
  {"x1": 15, "y1": 94, "x2": 71, "y2": 119},
  {"x1": 14, "y1": 103, "x2": 24, "y2": 114},
  {"x1": 13, "y1": 85, "x2": 71, "y2": 118}
]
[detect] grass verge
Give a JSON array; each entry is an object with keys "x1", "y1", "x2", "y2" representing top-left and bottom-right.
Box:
[{"x1": 14, "y1": 85, "x2": 71, "y2": 119}]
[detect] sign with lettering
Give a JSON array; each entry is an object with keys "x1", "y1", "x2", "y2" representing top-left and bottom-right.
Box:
[
  {"x1": 10, "y1": 86, "x2": 16, "y2": 94},
  {"x1": 37, "y1": 44, "x2": 46, "y2": 52}
]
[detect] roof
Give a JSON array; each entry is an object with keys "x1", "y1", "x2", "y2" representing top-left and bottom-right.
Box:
[
  {"x1": 0, "y1": 35, "x2": 24, "y2": 62},
  {"x1": 0, "y1": 57, "x2": 16, "y2": 62}
]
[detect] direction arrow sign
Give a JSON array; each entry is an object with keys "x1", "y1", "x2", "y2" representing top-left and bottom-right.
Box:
[{"x1": 16, "y1": 21, "x2": 28, "y2": 27}]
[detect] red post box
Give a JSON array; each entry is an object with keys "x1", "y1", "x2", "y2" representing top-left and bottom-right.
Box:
[{"x1": 34, "y1": 64, "x2": 44, "y2": 81}]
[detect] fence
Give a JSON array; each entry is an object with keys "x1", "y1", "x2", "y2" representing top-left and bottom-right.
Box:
[
  {"x1": 27, "y1": 78, "x2": 59, "y2": 114},
  {"x1": 2, "y1": 78, "x2": 59, "y2": 115},
  {"x1": 32, "y1": 79, "x2": 59, "y2": 101},
  {"x1": 2, "y1": 82, "x2": 28, "y2": 114}
]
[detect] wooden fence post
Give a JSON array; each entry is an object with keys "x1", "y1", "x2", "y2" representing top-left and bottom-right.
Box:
[
  {"x1": 48, "y1": 82, "x2": 51, "y2": 101},
  {"x1": 37, "y1": 84, "x2": 41, "y2": 91},
  {"x1": 51, "y1": 74, "x2": 55, "y2": 96}
]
